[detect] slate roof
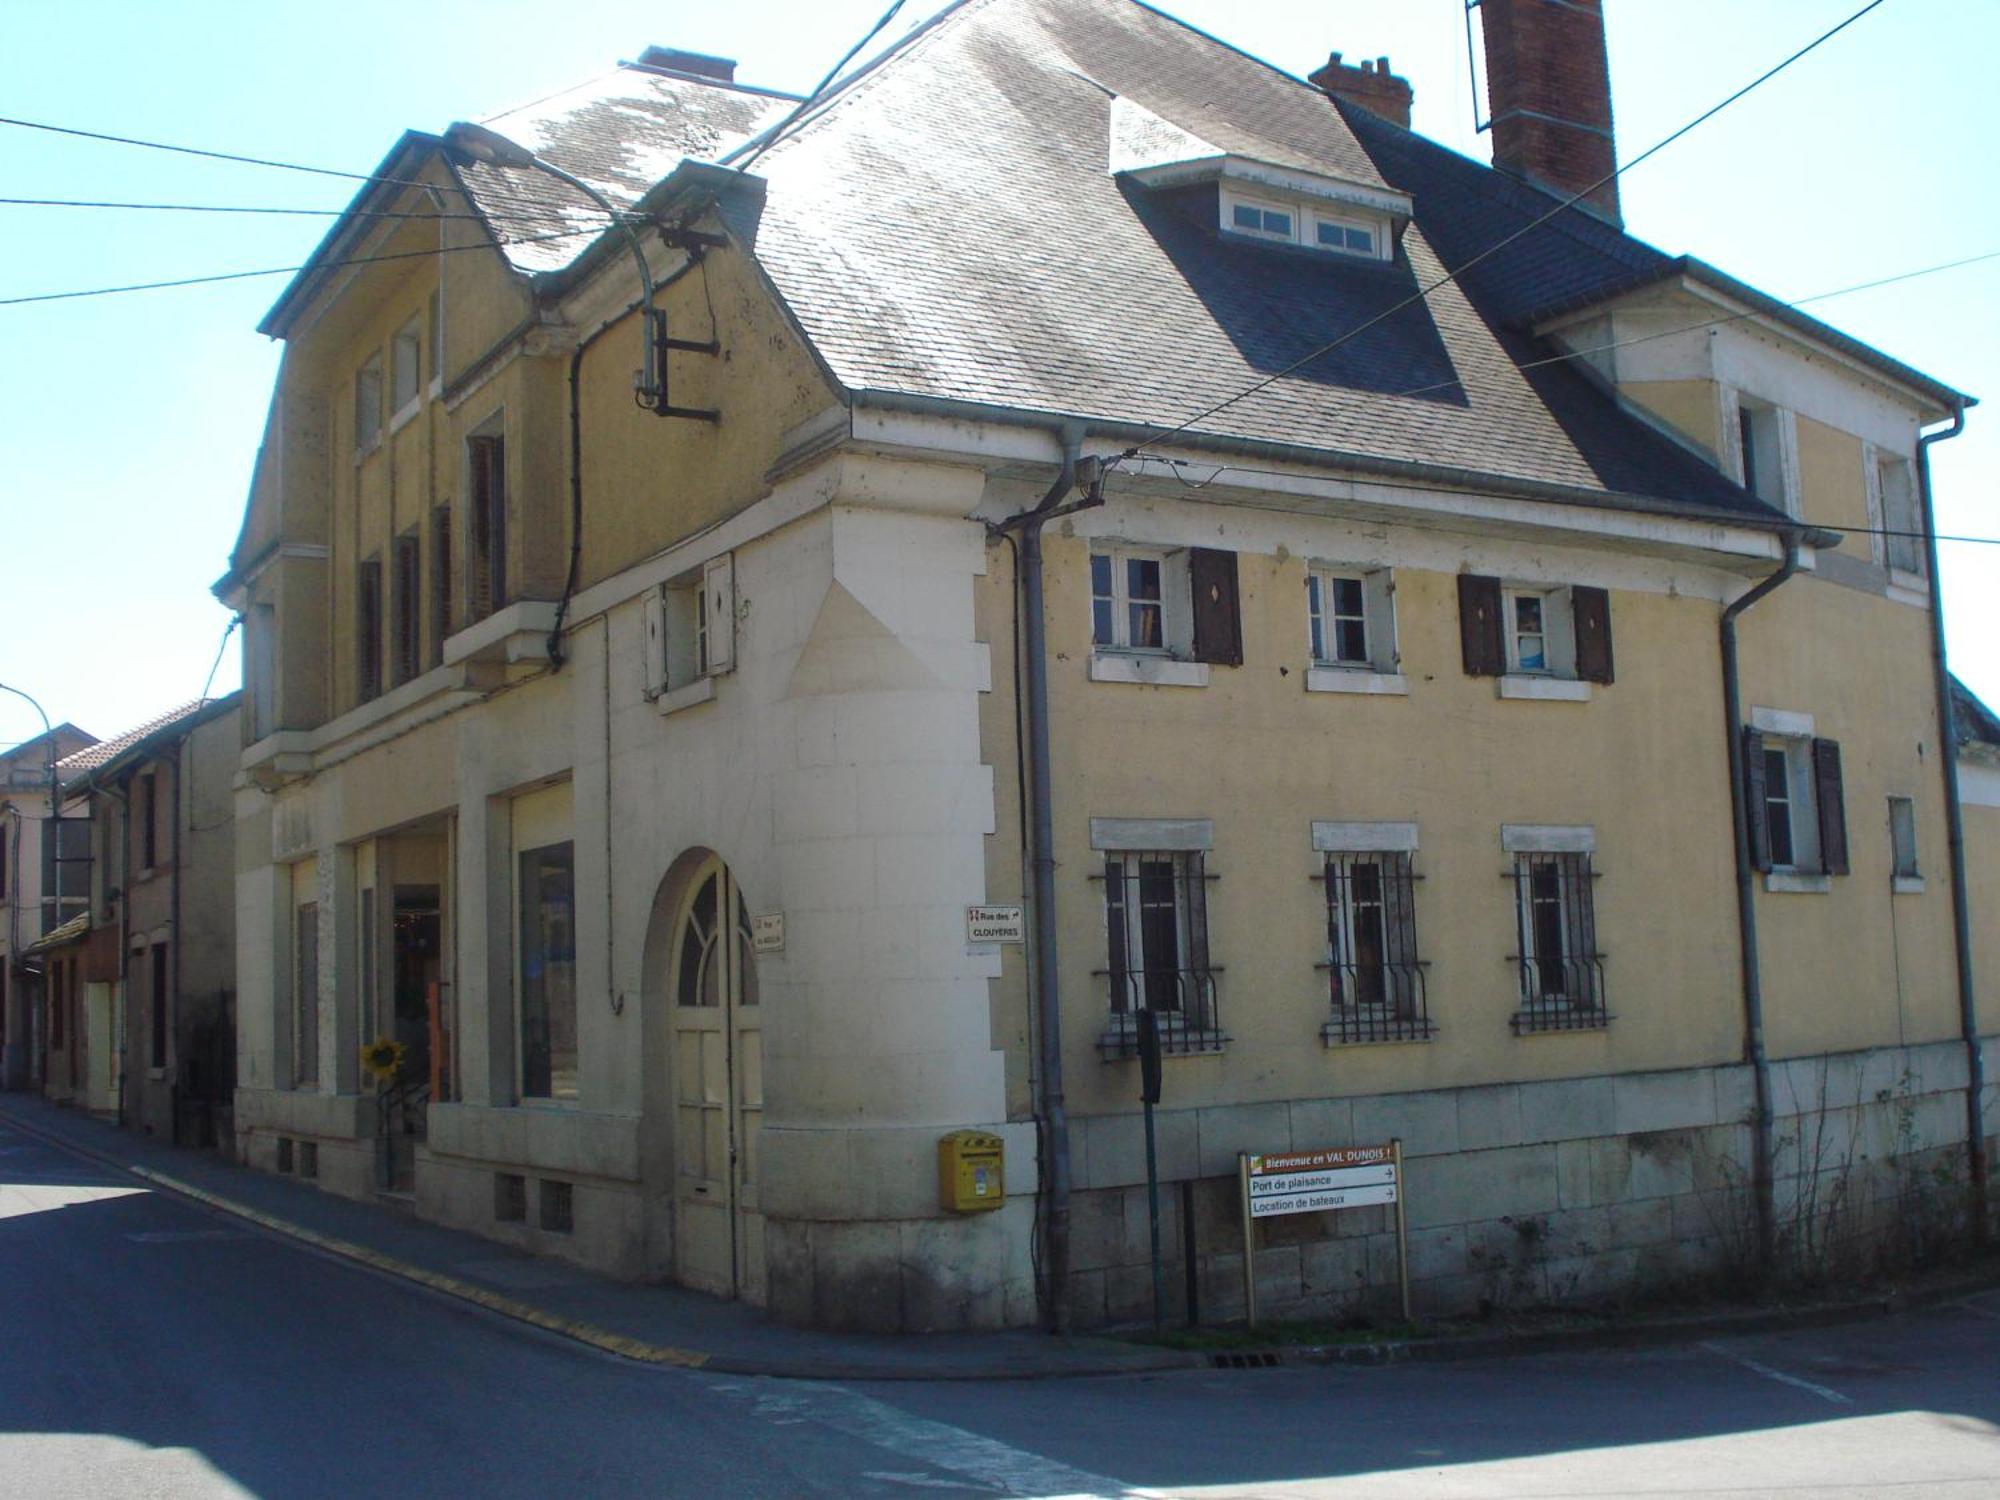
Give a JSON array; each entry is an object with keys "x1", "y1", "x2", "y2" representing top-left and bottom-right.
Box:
[
  {"x1": 455, "y1": 66, "x2": 797, "y2": 276},
  {"x1": 727, "y1": 0, "x2": 1784, "y2": 519},
  {"x1": 293, "y1": 0, "x2": 1965, "y2": 526}
]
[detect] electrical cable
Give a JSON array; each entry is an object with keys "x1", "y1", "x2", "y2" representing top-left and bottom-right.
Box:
[
  {"x1": 733, "y1": 0, "x2": 907, "y2": 175},
  {"x1": 200, "y1": 615, "x2": 241, "y2": 704},
  {"x1": 0, "y1": 194, "x2": 626, "y2": 225},
  {"x1": 1385, "y1": 246, "x2": 2000, "y2": 402},
  {"x1": 0, "y1": 112, "x2": 468, "y2": 194},
  {"x1": 1114, "y1": 0, "x2": 1891, "y2": 461},
  {"x1": 0, "y1": 223, "x2": 605, "y2": 307},
  {"x1": 1133, "y1": 453, "x2": 2000, "y2": 548}
]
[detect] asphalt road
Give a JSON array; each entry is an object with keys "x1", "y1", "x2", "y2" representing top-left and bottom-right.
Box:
[{"x1": 4, "y1": 1120, "x2": 1999, "y2": 1499}]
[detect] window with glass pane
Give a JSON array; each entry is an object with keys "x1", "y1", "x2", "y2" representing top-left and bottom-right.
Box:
[
  {"x1": 1511, "y1": 594, "x2": 1547, "y2": 672},
  {"x1": 392, "y1": 319, "x2": 422, "y2": 411},
  {"x1": 1322, "y1": 851, "x2": 1429, "y2": 1043},
  {"x1": 518, "y1": 841, "x2": 577, "y2": 1100},
  {"x1": 1102, "y1": 850, "x2": 1216, "y2": 1050},
  {"x1": 1090, "y1": 549, "x2": 1170, "y2": 652},
  {"x1": 1889, "y1": 796, "x2": 1920, "y2": 880},
  {"x1": 1308, "y1": 573, "x2": 1369, "y2": 665},
  {"x1": 1511, "y1": 851, "x2": 1602, "y2": 1030},
  {"x1": 1764, "y1": 747, "x2": 1796, "y2": 868}
]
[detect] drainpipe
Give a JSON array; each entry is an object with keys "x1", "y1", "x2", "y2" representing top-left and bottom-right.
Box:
[
  {"x1": 1915, "y1": 402, "x2": 1986, "y2": 1239},
  {"x1": 169, "y1": 744, "x2": 184, "y2": 1142},
  {"x1": 1721, "y1": 531, "x2": 1804, "y2": 1272},
  {"x1": 1016, "y1": 425, "x2": 1083, "y2": 1333}
]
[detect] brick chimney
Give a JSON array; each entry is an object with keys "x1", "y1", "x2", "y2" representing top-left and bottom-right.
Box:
[
  {"x1": 1478, "y1": 0, "x2": 1619, "y2": 223},
  {"x1": 1309, "y1": 52, "x2": 1414, "y2": 130}
]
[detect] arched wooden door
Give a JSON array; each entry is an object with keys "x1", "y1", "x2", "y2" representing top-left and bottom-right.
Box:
[{"x1": 669, "y1": 859, "x2": 764, "y2": 1303}]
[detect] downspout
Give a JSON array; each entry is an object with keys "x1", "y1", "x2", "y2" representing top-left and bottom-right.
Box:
[
  {"x1": 545, "y1": 255, "x2": 705, "y2": 670},
  {"x1": 1017, "y1": 425, "x2": 1083, "y2": 1333},
  {"x1": 1721, "y1": 530, "x2": 1804, "y2": 1272},
  {"x1": 169, "y1": 749, "x2": 183, "y2": 1140},
  {"x1": 1915, "y1": 402, "x2": 1986, "y2": 1238}
]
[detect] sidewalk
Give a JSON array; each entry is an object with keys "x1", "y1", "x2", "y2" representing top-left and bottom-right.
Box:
[{"x1": 0, "y1": 1094, "x2": 1195, "y2": 1382}]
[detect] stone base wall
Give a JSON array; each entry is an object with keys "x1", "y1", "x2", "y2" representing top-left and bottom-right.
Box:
[{"x1": 1064, "y1": 1038, "x2": 1996, "y2": 1328}]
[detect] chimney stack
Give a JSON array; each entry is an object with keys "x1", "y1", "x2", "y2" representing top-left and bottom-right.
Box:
[
  {"x1": 1478, "y1": 0, "x2": 1619, "y2": 223},
  {"x1": 1309, "y1": 50, "x2": 1414, "y2": 130},
  {"x1": 636, "y1": 46, "x2": 737, "y2": 84}
]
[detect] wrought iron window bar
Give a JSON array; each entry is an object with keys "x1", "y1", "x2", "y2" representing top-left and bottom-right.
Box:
[
  {"x1": 1093, "y1": 853, "x2": 1223, "y2": 1058},
  {"x1": 1314, "y1": 853, "x2": 1433, "y2": 1044},
  {"x1": 1506, "y1": 852, "x2": 1609, "y2": 1034}
]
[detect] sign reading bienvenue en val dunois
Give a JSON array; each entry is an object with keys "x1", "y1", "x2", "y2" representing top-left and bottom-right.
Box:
[{"x1": 1245, "y1": 1144, "x2": 1398, "y2": 1219}]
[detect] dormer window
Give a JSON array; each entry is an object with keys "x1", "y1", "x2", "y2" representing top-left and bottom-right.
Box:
[
  {"x1": 1229, "y1": 200, "x2": 1295, "y2": 241},
  {"x1": 1221, "y1": 189, "x2": 1385, "y2": 260},
  {"x1": 1314, "y1": 215, "x2": 1376, "y2": 256}
]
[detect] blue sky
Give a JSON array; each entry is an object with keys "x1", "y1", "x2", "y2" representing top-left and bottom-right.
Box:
[{"x1": 1, "y1": 0, "x2": 1994, "y2": 748}]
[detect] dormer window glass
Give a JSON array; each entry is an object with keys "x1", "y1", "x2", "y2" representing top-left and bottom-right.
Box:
[
  {"x1": 1230, "y1": 201, "x2": 1294, "y2": 241},
  {"x1": 1221, "y1": 189, "x2": 1387, "y2": 260},
  {"x1": 1314, "y1": 216, "x2": 1376, "y2": 256}
]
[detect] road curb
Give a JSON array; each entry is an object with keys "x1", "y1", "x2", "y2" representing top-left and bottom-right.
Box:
[{"x1": 0, "y1": 1103, "x2": 1197, "y2": 1382}]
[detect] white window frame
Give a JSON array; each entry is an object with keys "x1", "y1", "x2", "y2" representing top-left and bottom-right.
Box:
[
  {"x1": 1888, "y1": 795, "x2": 1922, "y2": 891},
  {"x1": 1869, "y1": 446, "x2": 1925, "y2": 581},
  {"x1": 354, "y1": 354, "x2": 384, "y2": 455},
  {"x1": 1502, "y1": 585, "x2": 1577, "y2": 679},
  {"x1": 1090, "y1": 546, "x2": 1192, "y2": 658},
  {"x1": 1755, "y1": 728, "x2": 1823, "y2": 878},
  {"x1": 642, "y1": 554, "x2": 735, "y2": 713},
  {"x1": 1501, "y1": 826, "x2": 1601, "y2": 1021},
  {"x1": 390, "y1": 316, "x2": 424, "y2": 426},
  {"x1": 1222, "y1": 191, "x2": 1298, "y2": 244},
  {"x1": 1310, "y1": 211, "x2": 1381, "y2": 259},
  {"x1": 1724, "y1": 389, "x2": 1800, "y2": 519}
]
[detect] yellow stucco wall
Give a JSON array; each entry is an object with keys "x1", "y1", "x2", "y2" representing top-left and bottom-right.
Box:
[
  {"x1": 1736, "y1": 575, "x2": 1959, "y2": 1058},
  {"x1": 572, "y1": 243, "x2": 836, "y2": 587},
  {"x1": 1795, "y1": 415, "x2": 1873, "y2": 538},
  {"x1": 1623, "y1": 379, "x2": 1720, "y2": 460},
  {"x1": 1958, "y1": 784, "x2": 2000, "y2": 1027},
  {"x1": 976, "y1": 524, "x2": 1964, "y2": 1124}
]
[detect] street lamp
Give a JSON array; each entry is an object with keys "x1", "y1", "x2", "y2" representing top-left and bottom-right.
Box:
[{"x1": 441, "y1": 121, "x2": 669, "y2": 413}]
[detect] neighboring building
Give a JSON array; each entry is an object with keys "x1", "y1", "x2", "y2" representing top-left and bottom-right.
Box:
[
  {"x1": 55, "y1": 698, "x2": 243, "y2": 1144},
  {"x1": 217, "y1": 0, "x2": 1992, "y2": 1331},
  {"x1": 1, "y1": 722, "x2": 96, "y2": 1091}
]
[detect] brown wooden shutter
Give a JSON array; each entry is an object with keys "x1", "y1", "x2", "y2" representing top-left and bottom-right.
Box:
[
  {"x1": 1813, "y1": 737, "x2": 1849, "y2": 875},
  {"x1": 1457, "y1": 574, "x2": 1503, "y2": 676},
  {"x1": 1573, "y1": 585, "x2": 1615, "y2": 684},
  {"x1": 1190, "y1": 548, "x2": 1242, "y2": 666},
  {"x1": 1742, "y1": 727, "x2": 1772, "y2": 872}
]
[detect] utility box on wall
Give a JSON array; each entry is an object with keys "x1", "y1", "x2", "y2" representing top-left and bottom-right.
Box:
[{"x1": 937, "y1": 1130, "x2": 1004, "y2": 1213}]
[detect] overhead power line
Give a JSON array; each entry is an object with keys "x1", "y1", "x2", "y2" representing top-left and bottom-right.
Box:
[
  {"x1": 0, "y1": 224, "x2": 604, "y2": 307},
  {"x1": 1116, "y1": 0, "x2": 1891, "y2": 461},
  {"x1": 0, "y1": 194, "x2": 623, "y2": 226},
  {"x1": 1388, "y1": 246, "x2": 2000, "y2": 401},
  {"x1": 733, "y1": 0, "x2": 908, "y2": 174},
  {"x1": 0, "y1": 112, "x2": 463, "y2": 195}
]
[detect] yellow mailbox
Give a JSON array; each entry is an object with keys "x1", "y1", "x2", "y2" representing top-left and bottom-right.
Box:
[{"x1": 937, "y1": 1130, "x2": 1005, "y2": 1213}]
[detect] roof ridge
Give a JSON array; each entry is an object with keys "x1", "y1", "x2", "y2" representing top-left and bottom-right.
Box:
[{"x1": 722, "y1": 0, "x2": 995, "y2": 169}]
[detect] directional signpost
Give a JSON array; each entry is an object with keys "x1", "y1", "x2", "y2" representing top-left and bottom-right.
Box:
[{"x1": 1239, "y1": 1141, "x2": 1408, "y2": 1326}]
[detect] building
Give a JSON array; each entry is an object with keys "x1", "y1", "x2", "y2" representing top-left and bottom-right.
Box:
[
  {"x1": 53, "y1": 698, "x2": 243, "y2": 1142},
  {"x1": 1, "y1": 721, "x2": 96, "y2": 1091},
  {"x1": 218, "y1": 0, "x2": 1992, "y2": 1331}
]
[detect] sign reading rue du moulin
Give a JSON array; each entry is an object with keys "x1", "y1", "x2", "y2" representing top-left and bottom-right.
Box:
[{"x1": 1245, "y1": 1143, "x2": 1399, "y2": 1219}]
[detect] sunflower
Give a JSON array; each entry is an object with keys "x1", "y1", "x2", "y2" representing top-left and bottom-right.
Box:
[{"x1": 361, "y1": 1036, "x2": 407, "y2": 1083}]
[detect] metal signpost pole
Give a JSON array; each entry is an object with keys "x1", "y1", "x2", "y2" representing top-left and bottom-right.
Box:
[
  {"x1": 1393, "y1": 1137, "x2": 1411, "y2": 1324},
  {"x1": 1138, "y1": 1009, "x2": 1165, "y2": 1332},
  {"x1": 1239, "y1": 1153, "x2": 1257, "y2": 1328}
]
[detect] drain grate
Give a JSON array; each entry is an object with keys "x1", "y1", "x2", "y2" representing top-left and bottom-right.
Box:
[{"x1": 1210, "y1": 1350, "x2": 1284, "y2": 1369}]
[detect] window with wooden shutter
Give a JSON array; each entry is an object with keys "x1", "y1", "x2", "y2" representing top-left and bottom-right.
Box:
[
  {"x1": 429, "y1": 505, "x2": 452, "y2": 666},
  {"x1": 1573, "y1": 586, "x2": 1615, "y2": 684},
  {"x1": 356, "y1": 557, "x2": 383, "y2": 704},
  {"x1": 1189, "y1": 548, "x2": 1241, "y2": 666},
  {"x1": 1457, "y1": 574, "x2": 1503, "y2": 676},
  {"x1": 467, "y1": 431, "x2": 506, "y2": 622},
  {"x1": 391, "y1": 532, "x2": 421, "y2": 687},
  {"x1": 1813, "y1": 738, "x2": 1849, "y2": 876},
  {"x1": 1742, "y1": 727, "x2": 1773, "y2": 873},
  {"x1": 701, "y1": 554, "x2": 736, "y2": 675}
]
